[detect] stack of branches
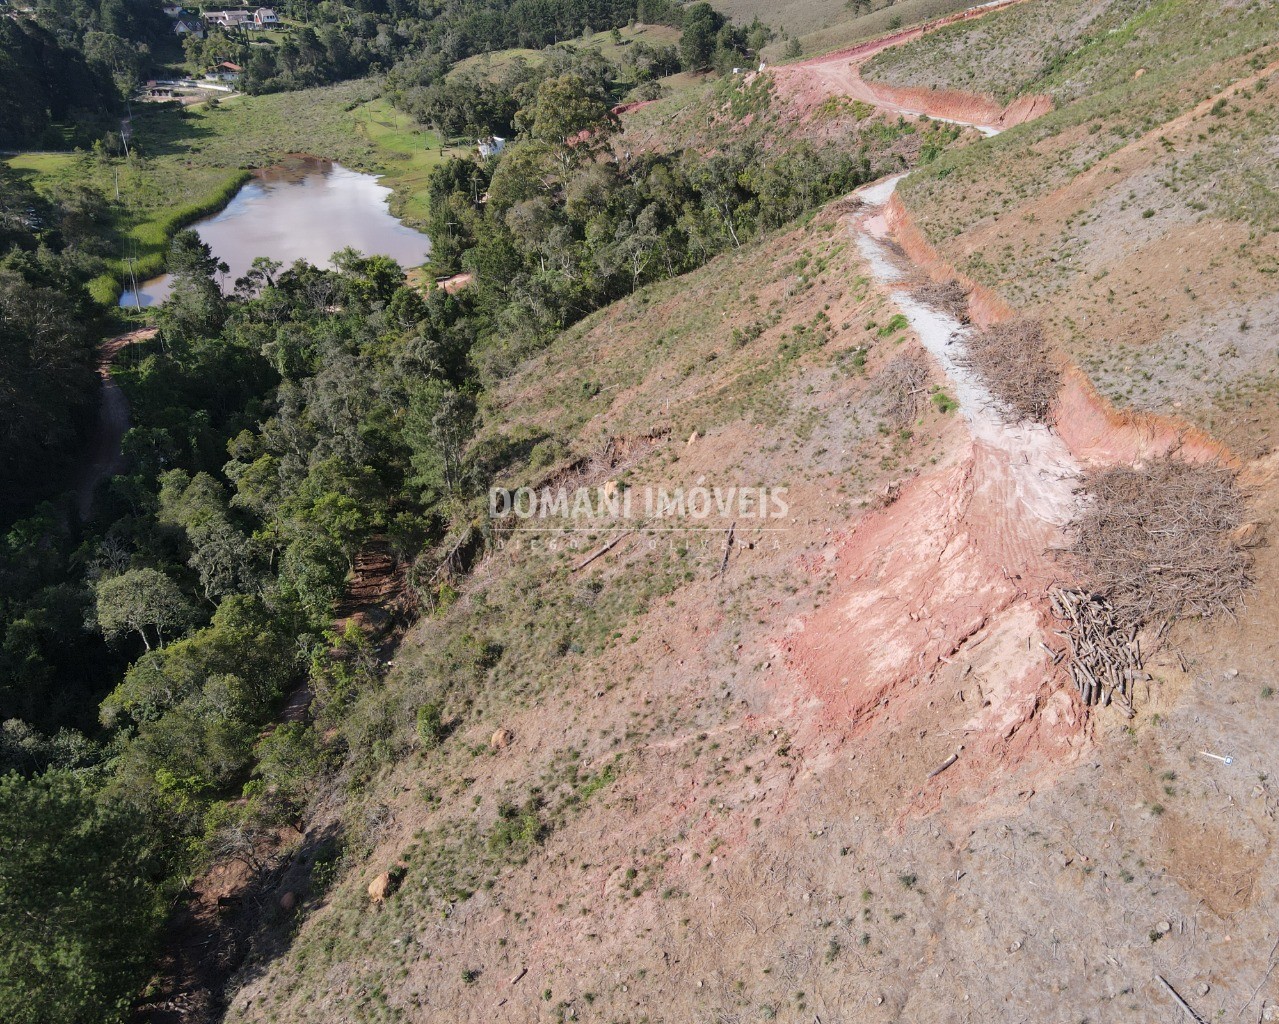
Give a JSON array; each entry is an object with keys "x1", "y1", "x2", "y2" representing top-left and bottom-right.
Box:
[
  {"x1": 877, "y1": 352, "x2": 929, "y2": 427},
  {"x1": 1068, "y1": 460, "x2": 1250, "y2": 625},
  {"x1": 827, "y1": 195, "x2": 864, "y2": 217},
  {"x1": 1049, "y1": 588, "x2": 1143, "y2": 717},
  {"x1": 1056, "y1": 459, "x2": 1251, "y2": 713},
  {"x1": 911, "y1": 278, "x2": 971, "y2": 323},
  {"x1": 958, "y1": 318, "x2": 1059, "y2": 423}
]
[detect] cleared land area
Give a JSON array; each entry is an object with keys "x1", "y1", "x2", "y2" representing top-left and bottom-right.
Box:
[
  {"x1": 212, "y1": 7, "x2": 1279, "y2": 1021},
  {"x1": 50, "y1": 4, "x2": 1278, "y2": 1021}
]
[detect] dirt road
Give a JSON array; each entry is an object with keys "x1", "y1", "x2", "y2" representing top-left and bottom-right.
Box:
[
  {"x1": 74, "y1": 327, "x2": 157, "y2": 520},
  {"x1": 783, "y1": 164, "x2": 1090, "y2": 805},
  {"x1": 770, "y1": 0, "x2": 1049, "y2": 131},
  {"x1": 782, "y1": 21, "x2": 1235, "y2": 805}
]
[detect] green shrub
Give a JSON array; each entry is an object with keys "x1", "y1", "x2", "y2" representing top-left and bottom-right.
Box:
[
  {"x1": 87, "y1": 272, "x2": 122, "y2": 305},
  {"x1": 487, "y1": 798, "x2": 547, "y2": 856},
  {"x1": 416, "y1": 702, "x2": 446, "y2": 747}
]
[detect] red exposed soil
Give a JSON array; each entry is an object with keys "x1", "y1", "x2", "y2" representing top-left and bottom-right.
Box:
[
  {"x1": 436, "y1": 271, "x2": 473, "y2": 294},
  {"x1": 610, "y1": 99, "x2": 658, "y2": 117},
  {"x1": 781, "y1": 438, "x2": 1084, "y2": 772},
  {"x1": 1052, "y1": 368, "x2": 1235, "y2": 468},
  {"x1": 884, "y1": 194, "x2": 1236, "y2": 467},
  {"x1": 333, "y1": 539, "x2": 413, "y2": 632},
  {"x1": 137, "y1": 857, "x2": 259, "y2": 1024},
  {"x1": 781, "y1": 166, "x2": 1237, "y2": 818},
  {"x1": 770, "y1": 0, "x2": 1050, "y2": 132}
]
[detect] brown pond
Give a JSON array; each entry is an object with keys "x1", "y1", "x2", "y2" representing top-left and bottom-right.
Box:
[{"x1": 119, "y1": 156, "x2": 432, "y2": 307}]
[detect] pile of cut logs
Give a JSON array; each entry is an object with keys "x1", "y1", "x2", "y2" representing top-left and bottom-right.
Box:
[{"x1": 1049, "y1": 587, "x2": 1147, "y2": 717}]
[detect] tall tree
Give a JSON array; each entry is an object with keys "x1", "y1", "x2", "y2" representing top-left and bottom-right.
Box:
[
  {"x1": 159, "y1": 230, "x2": 228, "y2": 344},
  {"x1": 94, "y1": 567, "x2": 196, "y2": 650},
  {"x1": 404, "y1": 380, "x2": 476, "y2": 505}
]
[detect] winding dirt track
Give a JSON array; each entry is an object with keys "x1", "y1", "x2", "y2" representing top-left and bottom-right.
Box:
[
  {"x1": 769, "y1": 0, "x2": 1050, "y2": 132},
  {"x1": 74, "y1": 328, "x2": 157, "y2": 520},
  {"x1": 784, "y1": 175, "x2": 1090, "y2": 812},
  {"x1": 775, "y1": 9, "x2": 1235, "y2": 813}
]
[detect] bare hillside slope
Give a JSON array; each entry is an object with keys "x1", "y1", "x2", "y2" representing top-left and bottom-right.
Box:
[
  {"x1": 216, "y1": 6, "x2": 1279, "y2": 1023},
  {"x1": 885, "y1": 0, "x2": 1279, "y2": 456}
]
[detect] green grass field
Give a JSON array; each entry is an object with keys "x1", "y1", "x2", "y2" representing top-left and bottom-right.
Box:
[
  {"x1": 448, "y1": 23, "x2": 681, "y2": 81},
  {"x1": 349, "y1": 98, "x2": 464, "y2": 223},
  {"x1": 5, "y1": 81, "x2": 466, "y2": 302}
]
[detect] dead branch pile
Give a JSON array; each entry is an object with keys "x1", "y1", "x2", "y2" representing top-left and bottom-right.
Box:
[
  {"x1": 911, "y1": 278, "x2": 971, "y2": 323},
  {"x1": 1049, "y1": 588, "x2": 1143, "y2": 716},
  {"x1": 827, "y1": 195, "x2": 864, "y2": 217},
  {"x1": 877, "y1": 353, "x2": 929, "y2": 427},
  {"x1": 958, "y1": 318, "x2": 1059, "y2": 423},
  {"x1": 1068, "y1": 460, "x2": 1250, "y2": 627}
]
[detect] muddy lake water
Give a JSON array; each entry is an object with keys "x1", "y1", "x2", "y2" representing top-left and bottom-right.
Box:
[{"x1": 119, "y1": 156, "x2": 432, "y2": 307}]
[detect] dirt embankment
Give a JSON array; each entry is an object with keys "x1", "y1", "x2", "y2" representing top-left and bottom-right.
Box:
[
  {"x1": 770, "y1": 0, "x2": 1050, "y2": 132},
  {"x1": 781, "y1": 184, "x2": 1084, "y2": 817},
  {"x1": 884, "y1": 193, "x2": 1235, "y2": 468}
]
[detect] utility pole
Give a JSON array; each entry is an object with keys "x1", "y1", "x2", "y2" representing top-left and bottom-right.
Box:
[{"x1": 127, "y1": 251, "x2": 143, "y2": 312}]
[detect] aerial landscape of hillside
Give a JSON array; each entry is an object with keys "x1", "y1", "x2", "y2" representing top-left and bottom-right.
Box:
[{"x1": 2, "y1": 0, "x2": 1278, "y2": 1021}]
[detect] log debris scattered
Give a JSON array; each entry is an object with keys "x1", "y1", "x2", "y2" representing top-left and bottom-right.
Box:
[
  {"x1": 928, "y1": 752, "x2": 959, "y2": 779},
  {"x1": 718, "y1": 521, "x2": 736, "y2": 579},
  {"x1": 1049, "y1": 588, "x2": 1142, "y2": 717},
  {"x1": 1055, "y1": 459, "x2": 1252, "y2": 716},
  {"x1": 572, "y1": 530, "x2": 634, "y2": 573},
  {"x1": 1155, "y1": 974, "x2": 1207, "y2": 1024}
]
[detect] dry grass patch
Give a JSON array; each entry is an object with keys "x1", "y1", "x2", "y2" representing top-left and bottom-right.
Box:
[{"x1": 960, "y1": 318, "x2": 1059, "y2": 423}]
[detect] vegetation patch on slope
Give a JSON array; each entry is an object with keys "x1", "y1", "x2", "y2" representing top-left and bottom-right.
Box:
[{"x1": 863, "y1": 0, "x2": 1157, "y2": 103}]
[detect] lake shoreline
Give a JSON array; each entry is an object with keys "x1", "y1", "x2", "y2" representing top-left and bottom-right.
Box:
[{"x1": 97, "y1": 168, "x2": 251, "y2": 306}]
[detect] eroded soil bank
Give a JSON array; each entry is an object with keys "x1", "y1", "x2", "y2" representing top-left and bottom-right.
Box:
[{"x1": 770, "y1": 0, "x2": 1049, "y2": 133}]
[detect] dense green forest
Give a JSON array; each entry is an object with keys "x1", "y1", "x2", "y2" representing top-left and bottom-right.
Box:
[
  {"x1": 185, "y1": 0, "x2": 760, "y2": 104},
  {"x1": 0, "y1": 167, "x2": 105, "y2": 514},
  {"x1": 4, "y1": 0, "x2": 757, "y2": 138},
  {"x1": 1, "y1": 0, "x2": 172, "y2": 145},
  {"x1": 0, "y1": 5, "x2": 896, "y2": 1008},
  {"x1": 0, "y1": 17, "x2": 118, "y2": 146}
]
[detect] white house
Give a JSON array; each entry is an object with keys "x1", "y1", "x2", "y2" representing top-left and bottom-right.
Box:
[
  {"x1": 174, "y1": 16, "x2": 205, "y2": 38},
  {"x1": 205, "y1": 10, "x2": 252, "y2": 28},
  {"x1": 206, "y1": 61, "x2": 243, "y2": 82},
  {"x1": 477, "y1": 135, "x2": 506, "y2": 159},
  {"x1": 253, "y1": 7, "x2": 278, "y2": 27}
]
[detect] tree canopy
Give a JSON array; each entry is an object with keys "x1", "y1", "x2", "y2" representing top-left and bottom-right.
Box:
[{"x1": 0, "y1": 771, "x2": 164, "y2": 1024}]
